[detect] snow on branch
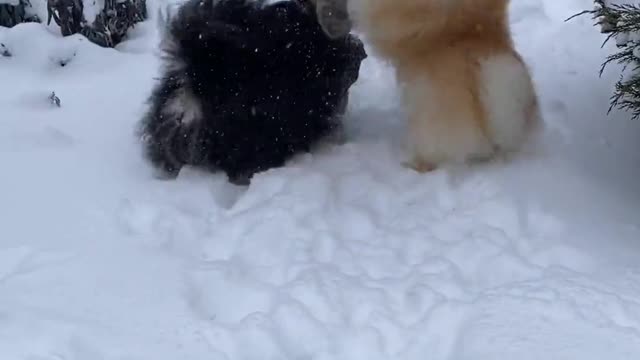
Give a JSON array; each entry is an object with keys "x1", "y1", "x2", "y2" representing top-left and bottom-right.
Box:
[{"x1": 568, "y1": 0, "x2": 640, "y2": 119}]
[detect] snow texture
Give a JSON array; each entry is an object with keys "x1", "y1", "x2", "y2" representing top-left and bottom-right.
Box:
[
  {"x1": 1, "y1": 0, "x2": 640, "y2": 359},
  {"x1": 0, "y1": 0, "x2": 20, "y2": 6}
]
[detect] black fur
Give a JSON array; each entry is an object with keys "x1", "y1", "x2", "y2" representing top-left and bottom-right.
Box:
[{"x1": 137, "y1": 0, "x2": 367, "y2": 184}]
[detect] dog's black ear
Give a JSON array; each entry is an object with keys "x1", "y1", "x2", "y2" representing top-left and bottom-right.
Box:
[{"x1": 314, "y1": 0, "x2": 352, "y2": 38}]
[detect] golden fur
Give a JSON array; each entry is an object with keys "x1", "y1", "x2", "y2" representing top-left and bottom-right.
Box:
[{"x1": 349, "y1": 0, "x2": 540, "y2": 171}]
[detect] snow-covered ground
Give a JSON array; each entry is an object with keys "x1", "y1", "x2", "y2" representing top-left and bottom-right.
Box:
[{"x1": 2, "y1": 0, "x2": 640, "y2": 359}]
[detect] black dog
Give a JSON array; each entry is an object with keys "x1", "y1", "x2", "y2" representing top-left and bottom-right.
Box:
[{"x1": 137, "y1": 0, "x2": 367, "y2": 184}]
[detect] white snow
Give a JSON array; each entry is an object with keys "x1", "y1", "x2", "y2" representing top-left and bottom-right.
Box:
[
  {"x1": 2, "y1": 0, "x2": 640, "y2": 359},
  {"x1": 0, "y1": 0, "x2": 20, "y2": 6}
]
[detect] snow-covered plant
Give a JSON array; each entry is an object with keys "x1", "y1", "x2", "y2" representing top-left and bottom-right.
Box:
[
  {"x1": 570, "y1": 0, "x2": 640, "y2": 119},
  {"x1": 1, "y1": 42, "x2": 11, "y2": 56},
  {"x1": 80, "y1": 0, "x2": 147, "y2": 47},
  {"x1": 49, "y1": 91, "x2": 61, "y2": 107},
  {"x1": 0, "y1": 0, "x2": 40, "y2": 28},
  {"x1": 47, "y1": 0, "x2": 147, "y2": 47}
]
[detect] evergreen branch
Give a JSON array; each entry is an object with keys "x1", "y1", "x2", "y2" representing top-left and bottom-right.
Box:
[
  {"x1": 599, "y1": 41, "x2": 636, "y2": 76},
  {"x1": 609, "y1": 72, "x2": 640, "y2": 119},
  {"x1": 566, "y1": 0, "x2": 640, "y2": 42},
  {"x1": 569, "y1": 0, "x2": 640, "y2": 119}
]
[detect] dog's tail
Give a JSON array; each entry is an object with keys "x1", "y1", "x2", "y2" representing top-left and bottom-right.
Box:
[
  {"x1": 158, "y1": 0, "x2": 253, "y2": 75},
  {"x1": 138, "y1": 0, "x2": 262, "y2": 177}
]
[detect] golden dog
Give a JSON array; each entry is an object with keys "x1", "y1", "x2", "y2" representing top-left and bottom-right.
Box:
[{"x1": 346, "y1": 0, "x2": 540, "y2": 171}]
